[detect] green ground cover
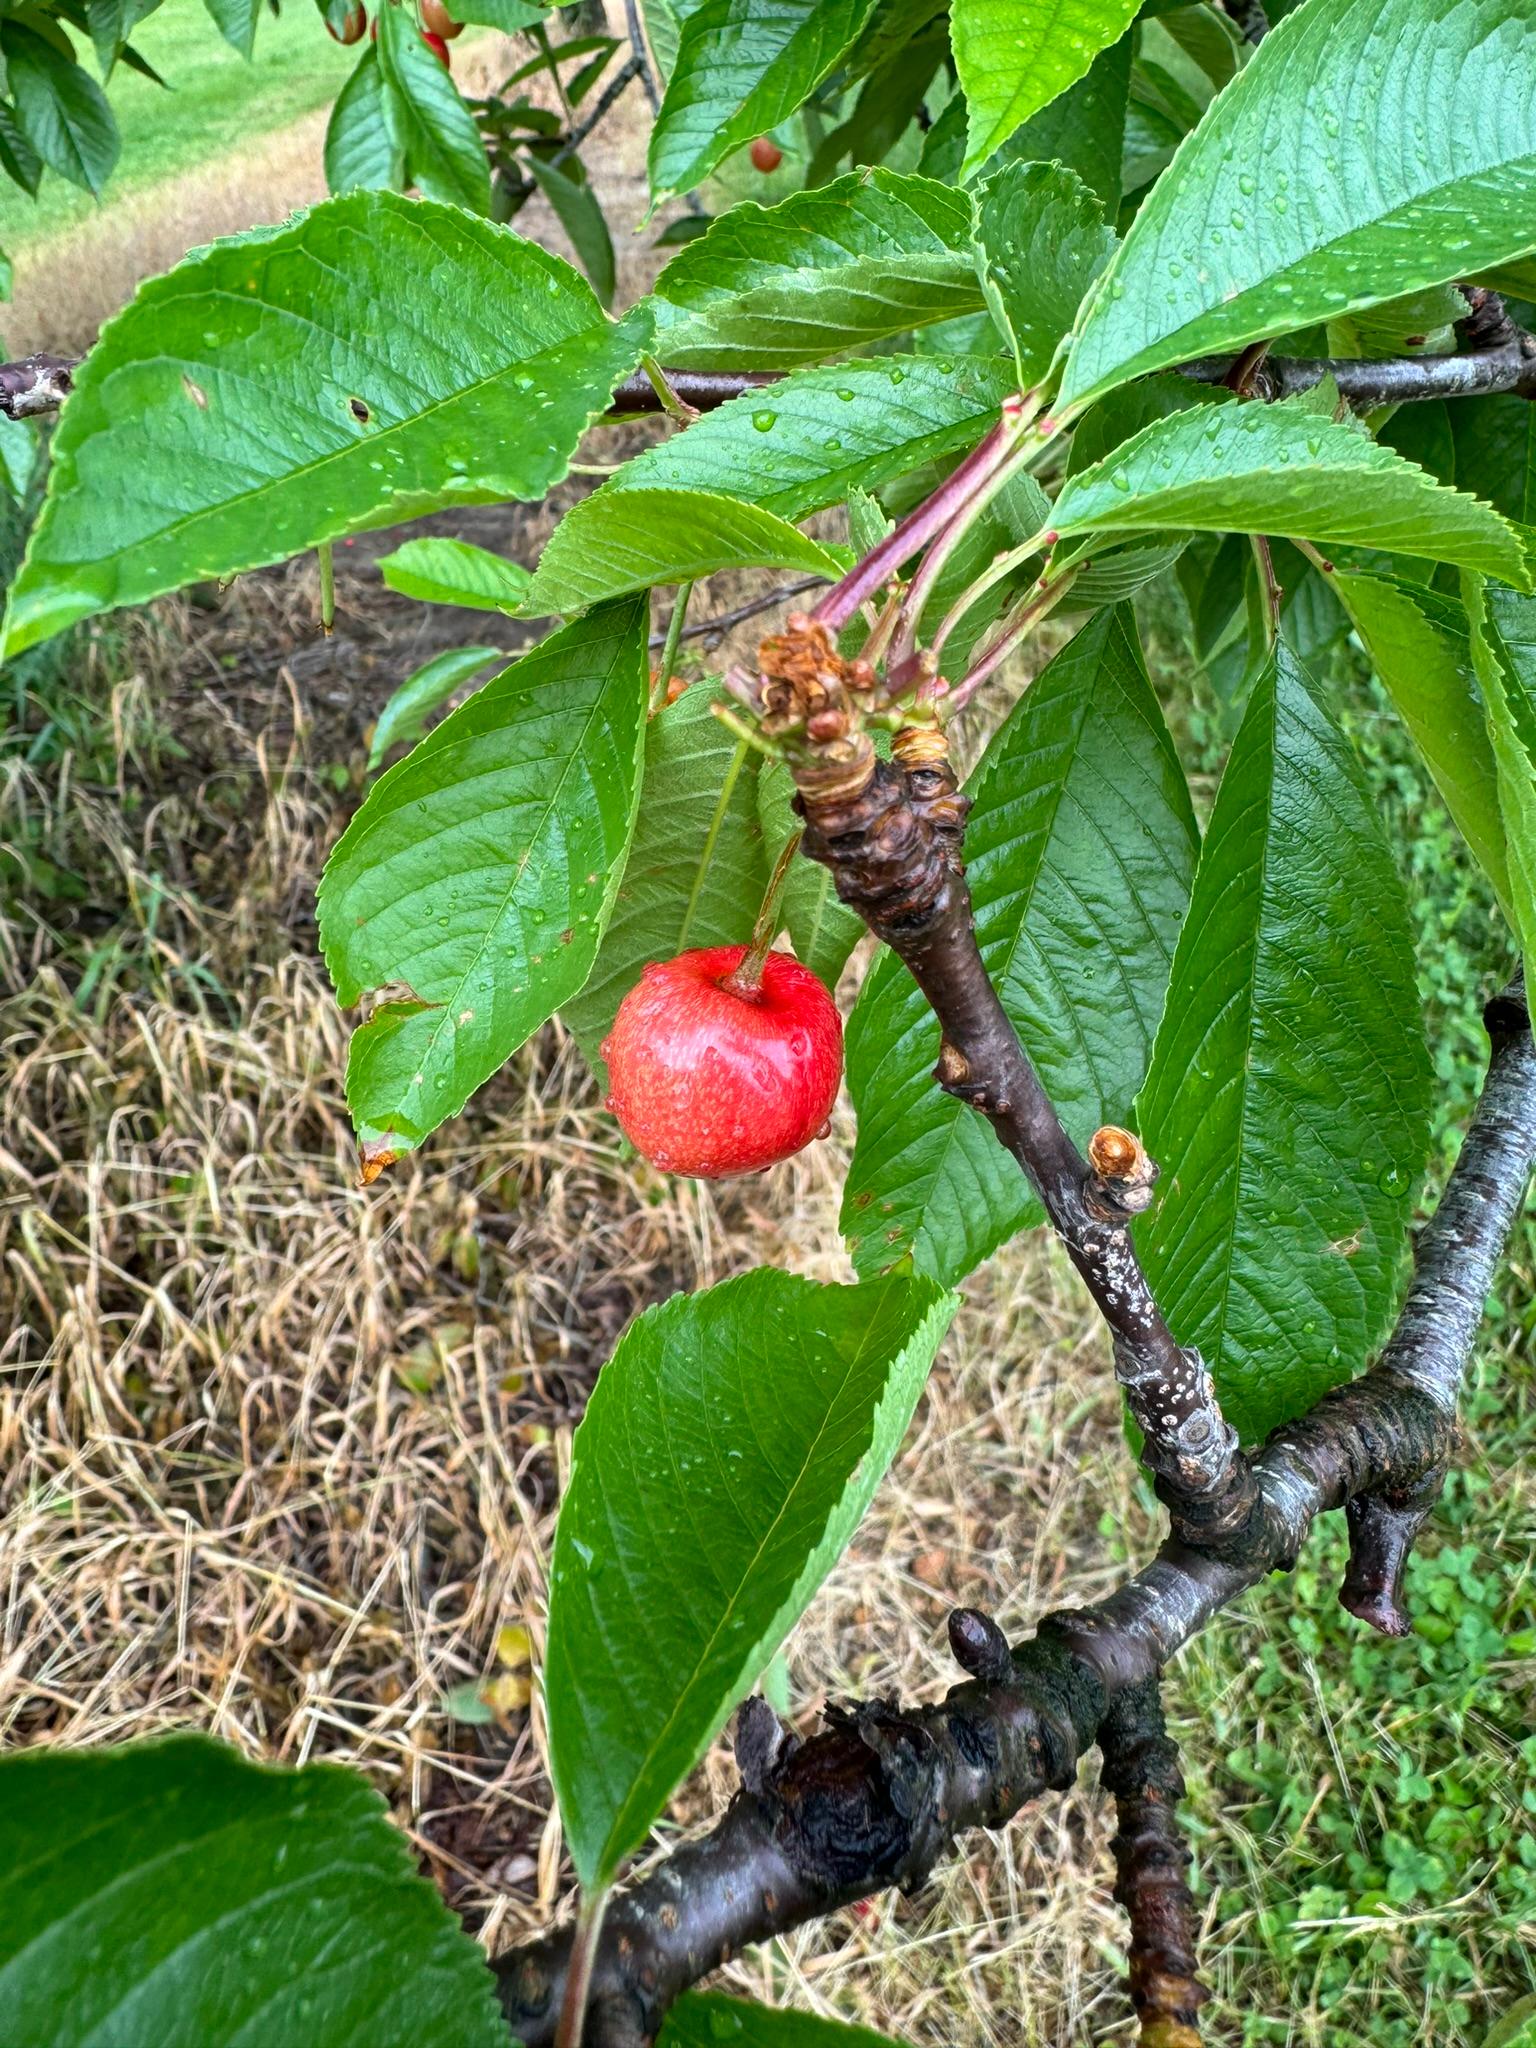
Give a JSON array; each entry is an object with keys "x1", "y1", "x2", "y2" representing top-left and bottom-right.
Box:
[{"x1": 0, "y1": 1, "x2": 361, "y2": 250}]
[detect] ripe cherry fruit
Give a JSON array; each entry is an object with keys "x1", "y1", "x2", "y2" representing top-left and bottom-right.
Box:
[
  {"x1": 327, "y1": 1, "x2": 367, "y2": 41},
  {"x1": 422, "y1": 26, "x2": 451, "y2": 64},
  {"x1": 421, "y1": 0, "x2": 465, "y2": 34},
  {"x1": 603, "y1": 945, "x2": 842, "y2": 1179},
  {"x1": 749, "y1": 136, "x2": 783, "y2": 172}
]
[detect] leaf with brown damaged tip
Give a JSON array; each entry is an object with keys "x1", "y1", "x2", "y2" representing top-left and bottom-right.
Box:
[{"x1": 357, "y1": 1141, "x2": 400, "y2": 1187}]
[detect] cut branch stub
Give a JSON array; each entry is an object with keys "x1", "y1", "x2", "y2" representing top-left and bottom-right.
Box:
[
  {"x1": 948, "y1": 1606, "x2": 1014, "y2": 1684},
  {"x1": 1340, "y1": 1465, "x2": 1449, "y2": 1636}
]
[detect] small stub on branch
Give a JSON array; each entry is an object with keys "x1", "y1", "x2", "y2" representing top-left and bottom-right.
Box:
[
  {"x1": 1340, "y1": 1465, "x2": 1448, "y2": 1636},
  {"x1": 948, "y1": 1607, "x2": 1013, "y2": 1684},
  {"x1": 0, "y1": 351, "x2": 76, "y2": 419},
  {"x1": 734, "y1": 1694, "x2": 796, "y2": 1795},
  {"x1": 1087, "y1": 1125, "x2": 1160, "y2": 1221},
  {"x1": 891, "y1": 724, "x2": 950, "y2": 771}
]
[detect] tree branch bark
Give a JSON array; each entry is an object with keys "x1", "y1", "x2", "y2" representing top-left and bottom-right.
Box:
[
  {"x1": 1099, "y1": 1676, "x2": 1206, "y2": 2048},
  {"x1": 0, "y1": 353, "x2": 75, "y2": 419},
  {"x1": 1180, "y1": 336, "x2": 1536, "y2": 406},
  {"x1": 497, "y1": 983, "x2": 1533, "y2": 2046},
  {"x1": 8, "y1": 331, "x2": 1536, "y2": 425},
  {"x1": 794, "y1": 733, "x2": 1256, "y2": 1543},
  {"x1": 494, "y1": 736, "x2": 1536, "y2": 2045}
]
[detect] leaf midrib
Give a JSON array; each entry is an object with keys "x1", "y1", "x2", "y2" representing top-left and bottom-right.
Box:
[
  {"x1": 1161, "y1": 705, "x2": 1275, "y2": 1385},
  {"x1": 598, "y1": 1298, "x2": 903, "y2": 1871},
  {"x1": 1089, "y1": 154, "x2": 1536, "y2": 396},
  {"x1": 966, "y1": 0, "x2": 1078, "y2": 154},
  {"x1": 61, "y1": 308, "x2": 625, "y2": 577},
  {"x1": 375, "y1": 630, "x2": 632, "y2": 1108}
]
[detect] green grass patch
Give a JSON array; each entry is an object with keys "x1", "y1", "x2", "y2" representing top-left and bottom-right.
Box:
[
  {"x1": 1174, "y1": 1345, "x2": 1536, "y2": 2048},
  {"x1": 0, "y1": 0, "x2": 362, "y2": 253},
  {"x1": 1137, "y1": 562, "x2": 1536, "y2": 2048}
]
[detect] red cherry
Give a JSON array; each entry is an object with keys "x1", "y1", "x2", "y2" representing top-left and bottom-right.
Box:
[
  {"x1": 421, "y1": 26, "x2": 450, "y2": 63},
  {"x1": 603, "y1": 945, "x2": 842, "y2": 1179},
  {"x1": 421, "y1": 0, "x2": 465, "y2": 35},
  {"x1": 750, "y1": 136, "x2": 783, "y2": 173},
  {"x1": 328, "y1": 1, "x2": 367, "y2": 41}
]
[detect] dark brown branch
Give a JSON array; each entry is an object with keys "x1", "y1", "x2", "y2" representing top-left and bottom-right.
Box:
[
  {"x1": 1099, "y1": 1677, "x2": 1206, "y2": 2048},
  {"x1": 496, "y1": 986, "x2": 1535, "y2": 2045},
  {"x1": 1181, "y1": 334, "x2": 1536, "y2": 406},
  {"x1": 1338, "y1": 967, "x2": 1531, "y2": 1633},
  {"x1": 795, "y1": 737, "x2": 1256, "y2": 1542},
  {"x1": 1221, "y1": 0, "x2": 1270, "y2": 42},
  {"x1": 0, "y1": 353, "x2": 74, "y2": 420},
  {"x1": 607, "y1": 370, "x2": 779, "y2": 416}
]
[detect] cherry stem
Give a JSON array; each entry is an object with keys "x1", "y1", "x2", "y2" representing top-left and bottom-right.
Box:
[
  {"x1": 886, "y1": 442, "x2": 1031, "y2": 677},
  {"x1": 1293, "y1": 536, "x2": 1335, "y2": 575},
  {"x1": 723, "y1": 827, "x2": 804, "y2": 998},
  {"x1": 641, "y1": 352, "x2": 700, "y2": 424},
  {"x1": 930, "y1": 525, "x2": 1052, "y2": 666},
  {"x1": 553, "y1": 1885, "x2": 609, "y2": 2048},
  {"x1": 943, "y1": 565, "x2": 1079, "y2": 715},
  {"x1": 650, "y1": 581, "x2": 692, "y2": 714},
  {"x1": 317, "y1": 541, "x2": 335, "y2": 637}
]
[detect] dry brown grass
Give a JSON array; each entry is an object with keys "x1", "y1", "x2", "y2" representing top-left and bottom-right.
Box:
[
  {"x1": 0, "y1": 33, "x2": 601, "y2": 357},
  {"x1": 0, "y1": 560, "x2": 1150, "y2": 2044}
]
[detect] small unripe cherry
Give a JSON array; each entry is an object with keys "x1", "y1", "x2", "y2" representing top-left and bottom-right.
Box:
[
  {"x1": 421, "y1": 26, "x2": 450, "y2": 64},
  {"x1": 328, "y1": 1, "x2": 367, "y2": 41},
  {"x1": 603, "y1": 945, "x2": 842, "y2": 1178},
  {"x1": 749, "y1": 136, "x2": 783, "y2": 173},
  {"x1": 421, "y1": 0, "x2": 465, "y2": 34}
]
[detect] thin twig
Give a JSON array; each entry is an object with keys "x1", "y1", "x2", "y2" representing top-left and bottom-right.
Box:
[
  {"x1": 647, "y1": 576, "x2": 826, "y2": 650},
  {"x1": 606, "y1": 369, "x2": 779, "y2": 418},
  {"x1": 622, "y1": 0, "x2": 662, "y2": 115},
  {"x1": 12, "y1": 331, "x2": 1536, "y2": 425},
  {"x1": 1180, "y1": 335, "x2": 1536, "y2": 405}
]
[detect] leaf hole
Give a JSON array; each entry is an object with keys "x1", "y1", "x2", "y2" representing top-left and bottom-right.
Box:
[{"x1": 349, "y1": 397, "x2": 372, "y2": 423}]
